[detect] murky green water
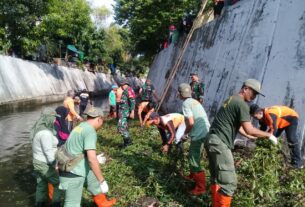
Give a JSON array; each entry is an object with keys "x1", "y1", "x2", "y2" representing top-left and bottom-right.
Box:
[{"x1": 0, "y1": 98, "x2": 108, "y2": 206}]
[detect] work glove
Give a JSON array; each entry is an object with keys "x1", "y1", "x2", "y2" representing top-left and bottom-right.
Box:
[
  {"x1": 268, "y1": 135, "x2": 278, "y2": 145},
  {"x1": 100, "y1": 180, "x2": 109, "y2": 193}
]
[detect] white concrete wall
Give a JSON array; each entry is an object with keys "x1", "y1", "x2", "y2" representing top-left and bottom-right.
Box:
[
  {"x1": 0, "y1": 55, "x2": 142, "y2": 105},
  {"x1": 148, "y1": 0, "x2": 305, "y2": 150}
]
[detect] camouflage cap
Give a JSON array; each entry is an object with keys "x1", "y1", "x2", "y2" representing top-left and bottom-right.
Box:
[
  {"x1": 85, "y1": 107, "x2": 104, "y2": 118},
  {"x1": 178, "y1": 83, "x2": 192, "y2": 98},
  {"x1": 190, "y1": 72, "x2": 198, "y2": 77}
]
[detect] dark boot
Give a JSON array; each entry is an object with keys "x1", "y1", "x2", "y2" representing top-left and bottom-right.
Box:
[
  {"x1": 35, "y1": 202, "x2": 47, "y2": 207},
  {"x1": 120, "y1": 137, "x2": 133, "y2": 149},
  {"x1": 49, "y1": 202, "x2": 61, "y2": 207}
]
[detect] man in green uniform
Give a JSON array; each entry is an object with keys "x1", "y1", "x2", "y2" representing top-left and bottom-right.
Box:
[
  {"x1": 178, "y1": 83, "x2": 210, "y2": 196},
  {"x1": 190, "y1": 73, "x2": 205, "y2": 103},
  {"x1": 139, "y1": 79, "x2": 159, "y2": 102},
  {"x1": 58, "y1": 107, "x2": 116, "y2": 207},
  {"x1": 204, "y1": 79, "x2": 278, "y2": 207},
  {"x1": 118, "y1": 80, "x2": 136, "y2": 148}
]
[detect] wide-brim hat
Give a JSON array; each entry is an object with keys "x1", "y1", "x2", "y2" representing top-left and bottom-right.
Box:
[{"x1": 244, "y1": 79, "x2": 265, "y2": 97}]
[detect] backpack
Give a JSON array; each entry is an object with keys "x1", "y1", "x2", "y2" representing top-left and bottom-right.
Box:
[{"x1": 55, "y1": 144, "x2": 84, "y2": 172}]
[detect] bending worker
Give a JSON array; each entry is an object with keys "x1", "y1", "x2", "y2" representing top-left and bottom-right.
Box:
[
  {"x1": 178, "y1": 83, "x2": 210, "y2": 196},
  {"x1": 204, "y1": 79, "x2": 277, "y2": 207},
  {"x1": 138, "y1": 101, "x2": 156, "y2": 127},
  {"x1": 250, "y1": 104, "x2": 303, "y2": 169},
  {"x1": 148, "y1": 112, "x2": 186, "y2": 154},
  {"x1": 58, "y1": 107, "x2": 116, "y2": 207}
]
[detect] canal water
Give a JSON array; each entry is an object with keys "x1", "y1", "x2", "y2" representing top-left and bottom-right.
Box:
[{"x1": 0, "y1": 97, "x2": 108, "y2": 207}]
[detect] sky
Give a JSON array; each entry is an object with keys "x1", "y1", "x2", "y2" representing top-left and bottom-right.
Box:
[{"x1": 88, "y1": 0, "x2": 116, "y2": 26}]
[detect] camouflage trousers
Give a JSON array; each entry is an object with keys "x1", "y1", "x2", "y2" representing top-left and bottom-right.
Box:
[{"x1": 118, "y1": 109, "x2": 130, "y2": 138}]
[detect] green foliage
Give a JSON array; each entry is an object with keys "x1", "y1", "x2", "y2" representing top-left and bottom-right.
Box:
[
  {"x1": 114, "y1": 0, "x2": 201, "y2": 59},
  {"x1": 80, "y1": 120, "x2": 305, "y2": 206},
  {"x1": 0, "y1": 0, "x2": 48, "y2": 56}
]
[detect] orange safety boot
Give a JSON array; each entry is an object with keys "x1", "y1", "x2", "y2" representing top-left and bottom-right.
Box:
[
  {"x1": 48, "y1": 183, "x2": 54, "y2": 202},
  {"x1": 190, "y1": 171, "x2": 206, "y2": 196},
  {"x1": 211, "y1": 184, "x2": 221, "y2": 207},
  {"x1": 216, "y1": 191, "x2": 232, "y2": 207},
  {"x1": 93, "y1": 193, "x2": 117, "y2": 207}
]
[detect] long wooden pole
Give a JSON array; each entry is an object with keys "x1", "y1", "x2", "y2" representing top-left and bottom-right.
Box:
[{"x1": 156, "y1": 0, "x2": 208, "y2": 111}]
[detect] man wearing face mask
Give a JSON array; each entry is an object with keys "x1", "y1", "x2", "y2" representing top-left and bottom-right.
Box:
[{"x1": 204, "y1": 79, "x2": 277, "y2": 207}]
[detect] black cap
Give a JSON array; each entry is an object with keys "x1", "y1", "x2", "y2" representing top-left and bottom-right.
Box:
[{"x1": 249, "y1": 104, "x2": 262, "y2": 115}]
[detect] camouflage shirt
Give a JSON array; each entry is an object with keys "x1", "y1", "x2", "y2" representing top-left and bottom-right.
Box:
[
  {"x1": 140, "y1": 83, "x2": 155, "y2": 101},
  {"x1": 119, "y1": 87, "x2": 136, "y2": 111},
  {"x1": 190, "y1": 81, "x2": 205, "y2": 101}
]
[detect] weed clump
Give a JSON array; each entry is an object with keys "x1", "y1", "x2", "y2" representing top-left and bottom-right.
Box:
[{"x1": 82, "y1": 120, "x2": 305, "y2": 207}]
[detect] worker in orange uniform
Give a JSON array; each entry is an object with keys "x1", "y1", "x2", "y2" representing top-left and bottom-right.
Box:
[
  {"x1": 63, "y1": 90, "x2": 83, "y2": 131},
  {"x1": 250, "y1": 104, "x2": 303, "y2": 169}
]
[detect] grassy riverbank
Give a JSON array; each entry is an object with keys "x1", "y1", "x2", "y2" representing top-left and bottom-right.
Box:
[{"x1": 81, "y1": 119, "x2": 305, "y2": 207}]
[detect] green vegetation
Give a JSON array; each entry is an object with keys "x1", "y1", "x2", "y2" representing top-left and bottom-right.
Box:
[{"x1": 79, "y1": 119, "x2": 305, "y2": 206}]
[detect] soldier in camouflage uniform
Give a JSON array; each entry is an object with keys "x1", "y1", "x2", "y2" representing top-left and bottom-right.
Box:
[
  {"x1": 139, "y1": 79, "x2": 159, "y2": 102},
  {"x1": 190, "y1": 73, "x2": 205, "y2": 103},
  {"x1": 117, "y1": 80, "x2": 136, "y2": 148}
]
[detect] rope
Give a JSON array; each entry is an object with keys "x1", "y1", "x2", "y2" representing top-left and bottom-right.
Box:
[{"x1": 156, "y1": 0, "x2": 208, "y2": 112}]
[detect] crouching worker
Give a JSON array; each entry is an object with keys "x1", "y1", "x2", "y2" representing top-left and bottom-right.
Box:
[
  {"x1": 148, "y1": 112, "x2": 186, "y2": 154},
  {"x1": 178, "y1": 83, "x2": 211, "y2": 196},
  {"x1": 250, "y1": 104, "x2": 303, "y2": 169},
  {"x1": 31, "y1": 108, "x2": 62, "y2": 207},
  {"x1": 57, "y1": 107, "x2": 116, "y2": 207},
  {"x1": 138, "y1": 101, "x2": 156, "y2": 127}
]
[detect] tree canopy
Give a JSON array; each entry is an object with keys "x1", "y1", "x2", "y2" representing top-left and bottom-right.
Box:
[{"x1": 114, "y1": 0, "x2": 201, "y2": 59}]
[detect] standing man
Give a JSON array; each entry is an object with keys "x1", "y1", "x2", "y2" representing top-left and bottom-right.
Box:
[
  {"x1": 58, "y1": 107, "x2": 116, "y2": 207},
  {"x1": 118, "y1": 80, "x2": 136, "y2": 148},
  {"x1": 178, "y1": 83, "x2": 210, "y2": 196},
  {"x1": 139, "y1": 79, "x2": 159, "y2": 103},
  {"x1": 190, "y1": 73, "x2": 205, "y2": 103},
  {"x1": 79, "y1": 89, "x2": 91, "y2": 116},
  {"x1": 250, "y1": 104, "x2": 303, "y2": 169},
  {"x1": 63, "y1": 90, "x2": 83, "y2": 131},
  {"x1": 205, "y1": 79, "x2": 277, "y2": 207},
  {"x1": 108, "y1": 85, "x2": 118, "y2": 118}
]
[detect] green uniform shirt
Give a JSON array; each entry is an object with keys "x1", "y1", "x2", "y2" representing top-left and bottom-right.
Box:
[
  {"x1": 66, "y1": 122, "x2": 97, "y2": 177},
  {"x1": 182, "y1": 98, "x2": 210, "y2": 141},
  {"x1": 190, "y1": 81, "x2": 205, "y2": 100},
  {"x1": 209, "y1": 95, "x2": 250, "y2": 149}
]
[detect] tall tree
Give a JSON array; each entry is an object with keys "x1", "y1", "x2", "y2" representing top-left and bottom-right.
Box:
[
  {"x1": 0, "y1": 0, "x2": 48, "y2": 56},
  {"x1": 114, "y1": 0, "x2": 201, "y2": 59}
]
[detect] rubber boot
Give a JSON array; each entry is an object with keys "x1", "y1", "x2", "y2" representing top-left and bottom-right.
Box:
[
  {"x1": 50, "y1": 202, "x2": 61, "y2": 207},
  {"x1": 93, "y1": 193, "x2": 117, "y2": 207},
  {"x1": 211, "y1": 184, "x2": 221, "y2": 207},
  {"x1": 48, "y1": 183, "x2": 54, "y2": 202},
  {"x1": 35, "y1": 202, "x2": 47, "y2": 207},
  {"x1": 122, "y1": 137, "x2": 133, "y2": 148},
  {"x1": 190, "y1": 171, "x2": 206, "y2": 195},
  {"x1": 216, "y1": 192, "x2": 232, "y2": 207}
]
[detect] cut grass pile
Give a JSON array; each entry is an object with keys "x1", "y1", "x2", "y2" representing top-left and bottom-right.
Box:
[{"x1": 81, "y1": 119, "x2": 305, "y2": 207}]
